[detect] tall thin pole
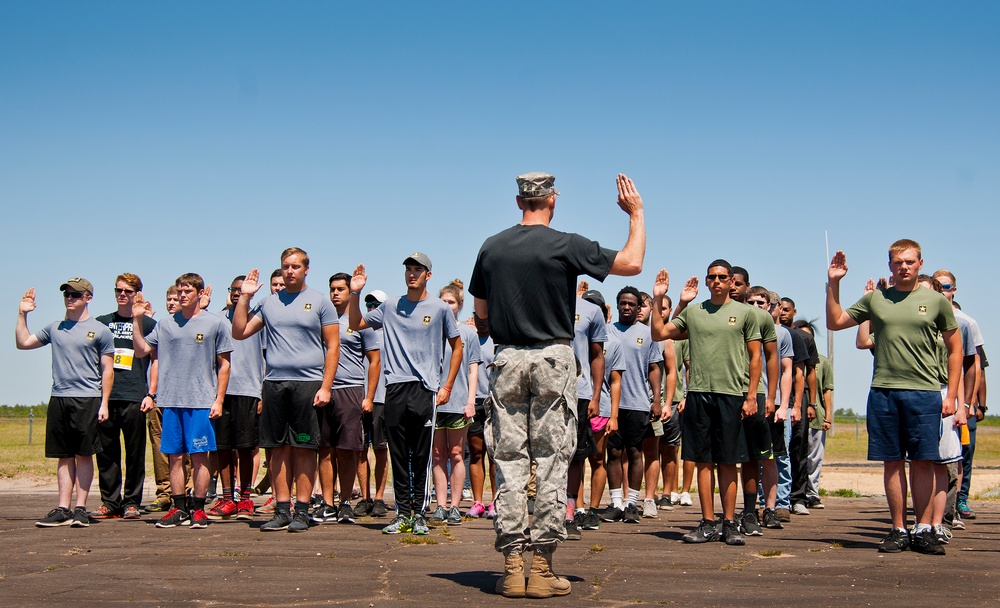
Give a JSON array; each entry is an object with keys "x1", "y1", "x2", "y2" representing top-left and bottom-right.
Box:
[{"x1": 825, "y1": 231, "x2": 834, "y2": 430}]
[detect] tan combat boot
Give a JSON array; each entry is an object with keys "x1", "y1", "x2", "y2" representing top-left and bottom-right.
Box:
[
  {"x1": 525, "y1": 550, "x2": 571, "y2": 598},
  {"x1": 495, "y1": 552, "x2": 526, "y2": 598}
]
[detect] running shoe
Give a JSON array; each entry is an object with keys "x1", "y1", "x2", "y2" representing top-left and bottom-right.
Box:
[
  {"x1": 467, "y1": 501, "x2": 487, "y2": 518},
  {"x1": 89, "y1": 504, "x2": 121, "y2": 520},
  {"x1": 682, "y1": 518, "x2": 721, "y2": 543},
  {"x1": 581, "y1": 510, "x2": 601, "y2": 531},
  {"x1": 957, "y1": 500, "x2": 976, "y2": 520},
  {"x1": 565, "y1": 518, "x2": 582, "y2": 541},
  {"x1": 722, "y1": 519, "x2": 746, "y2": 546},
  {"x1": 670, "y1": 491, "x2": 681, "y2": 505},
  {"x1": 642, "y1": 498, "x2": 658, "y2": 518},
  {"x1": 411, "y1": 514, "x2": 430, "y2": 535},
  {"x1": 122, "y1": 505, "x2": 142, "y2": 520},
  {"x1": 338, "y1": 502, "x2": 357, "y2": 524},
  {"x1": 910, "y1": 528, "x2": 945, "y2": 555},
  {"x1": 934, "y1": 524, "x2": 953, "y2": 545},
  {"x1": 207, "y1": 499, "x2": 237, "y2": 520},
  {"x1": 656, "y1": 495, "x2": 674, "y2": 511},
  {"x1": 952, "y1": 515, "x2": 966, "y2": 530},
  {"x1": 189, "y1": 509, "x2": 209, "y2": 529},
  {"x1": 622, "y1": 503, "x2": 641, "y2": 524},
  {"x1": 740, "y1": 510, "x2": 763, "y2": 536},
  {"x1": 310, "y1": 494, "x2": 323, "y2": 508},
  {"x1": 72, "y1": 506, "x2": 90, "y2": 527},
  {"x1": 259, "y1": 496, "x2": 276, "y2": 514},
  {"x1": 236, "y1": 499, "x2": 256, "y2": 520},
  {"x1": 486, "y1": 503, "x2": 497, "y2": 519},
  {"x1": 761, "y1": 508, "x2": 784, "y2": 530},
  {"x1": 156, "y1": 508, "x2": 191, "y2": 528},
  {"x1": 311, "y1": 502, "x2": 337, "y2": 524},
  {"x1": 679, "y1": 492, "x2": 693, "y2": 506},
  {"x1": 354, "y1": 498, "x2": 373, "y2": 517},
  {"x1": 382, "y1": 515, "x2": 412, "y2": 534},
  {"x1": 371, "y1": 499, "x2": 389, "y2": 518},
  {"x1": 601, "y1": 506, "x2": 624, "y2": 522},
  {"x1": 288, "y1": 509, "x2": 311, "y2": 533},
  {"x1": 36, "y1": 507, "x2": 73, "y2": 528},
  {"x1": 145, "y1": 497, "x2": 172, "y2": 512},
  {"x1": 446, "y1": 506, "x2": 463, "y2": 525},
  {"x1": 351, "y1": 488, "x2": 363, "y2": 501},
  {"x1": 428, "y1": 505, "x2": 448, "y2": 526},
  {"x1": 806, "y1": 497, "x2": 825, "y2": 509},
  {"x1": 877, "y1": 528, "x2": 910, "y2": 553},
  {"x1": 261, "y1": 510, "x2": 293, "y2": 532},
  {"x1": 791, "y1": 502, "x2": 810, "y2": 515},
  {"x1": 461, "y1": 488, "x2": 474, "y2": 501}
]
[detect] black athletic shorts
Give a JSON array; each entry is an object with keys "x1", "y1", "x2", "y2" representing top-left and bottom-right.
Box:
[
  {"x1": 573, "y1": 399, "x2": 598, "y2": 461},
  {"x1": 467, "y1": 398, "x2": 488, "y2": 436},
  {"x1": 659, "y1": 401, "x2": 682, "y2": 447},
  {"x1": 259, "y1": 380, "x2": 322, "y2": 449},
  {"x1": 766, "y1": 412, "x2": 787, "y2": 457},
  {"x1": 214, "y1": 394, "x2": 260, "y2": 450},
  {"x1": 362, "y1": 402, "x2": 388, "y2": 449},
  {"x1": 316, "y1": 385, "x2": 365, "y2": 451},
  {"x1": 45, "y1": 396, "x2": 102, "y2": 458},
  {"x1": 681, "y1": 392, "x2": 749, "y2": 465},
  {"x1": 607, "y1": 409, "x2": 653, "y2": 450},
  {"x1": 742, "y1": 394, "x2": 773, "y2": 461}
]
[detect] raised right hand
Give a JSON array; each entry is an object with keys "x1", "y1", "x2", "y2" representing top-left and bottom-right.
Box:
[
  {"x1": 828, "y1": 250, "x2": 848, "y2": 282},
  {"x1": 19, "y1": 288, "x2": 36, "y2": 314},
  {"x1": 652, "y1": 269, "x2": 669, "y2": 299},
  {"x1": 679, "y1": 277, "x2": 698, "y2": 304},
  {"x1": 240, "y1": 269, "x2": 263, "y2": 296},
  {"x1": 351, "y1": 264, "x2": 368, "y2": 293}
]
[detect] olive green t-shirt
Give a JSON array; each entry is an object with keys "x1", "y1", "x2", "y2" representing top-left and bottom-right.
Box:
[
  {"x1": 744, "y1": 305, "x2": 777, "y2": 395},
  {"x1": 846, "y1": 287, "x2": 958, "y2": 391},
  {"x1": 809, "y1": 354, "x2": 834, "y2": 430},
  {"x1": 672, "y1": 339, "x2": 688, "y2": 403},
  {"x1": 672, "y1": 298, "x2": 762, "y2": 397}
]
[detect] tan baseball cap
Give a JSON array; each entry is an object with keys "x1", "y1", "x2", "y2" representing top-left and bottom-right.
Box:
[
  {"x1": 403, "y1": 252, "x2": 432, "y2": 271},
  {"x1": 59, "y1": 277, "x2": 94, "y2": 294}
]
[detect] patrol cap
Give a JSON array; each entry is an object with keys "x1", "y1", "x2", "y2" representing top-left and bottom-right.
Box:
[
  {"x1": 581, "y1": 290, "x2": 606, "y2": 312},
  {"x1": 516, "y1": 172, "x2": 560, "y2": 198},
  {"x1": 365, "y1": 290, "x2": 388, "y2": 304},
  {"x1": 59, "y1": 277, "x2": 94, "y2": 294},
  {"x1": 403, "y1": 252, "x2": 432, "y2": 271}
]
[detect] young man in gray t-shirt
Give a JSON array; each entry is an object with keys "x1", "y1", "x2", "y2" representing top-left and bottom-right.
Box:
[{"x1": 18, "y1": 277, "x2": 115, "y2": 528}]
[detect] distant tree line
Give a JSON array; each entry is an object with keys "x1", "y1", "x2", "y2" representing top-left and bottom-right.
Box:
[{"x1": 0, "y1": 404, "x2": 48, "y2": 417}]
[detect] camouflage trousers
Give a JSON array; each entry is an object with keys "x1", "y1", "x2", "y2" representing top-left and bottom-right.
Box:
[{"x1": 485, "y1": 342, "x2": 578, "y2": 555}]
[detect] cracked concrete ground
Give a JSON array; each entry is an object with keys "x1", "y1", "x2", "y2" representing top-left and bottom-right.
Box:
[{"x1": 1, "y1": 493, "x2": 998, "y2": 606}]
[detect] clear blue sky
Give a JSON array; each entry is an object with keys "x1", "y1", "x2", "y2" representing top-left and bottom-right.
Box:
[{"x1": 3, "y1": 2, "x2": 997, "y2": 414}]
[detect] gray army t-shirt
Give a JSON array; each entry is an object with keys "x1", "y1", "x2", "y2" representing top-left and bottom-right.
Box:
[
  {"x1": 336, "y1": 311, "x2": 381, "y2": 388},
  {"x1": 437, "y1": 323, "x2": 483, "y2": 415},
  {"x1": 364, "y1": 295, "x2": 460, "y2": 393},
  {"x1": 599, "y1": 333, "x2": 627, "y2": 418},
  {"x1": 35, "y1": 317, "x2": 115, "y2": 397},
  {"x1": 476, "y1": 334, "x2": 495, "y2": 401},
  {"x1": 607, "y1": 321, "x2": 663, "y2": 412},
  {"x1": 145, "y1": 310, "x2": 234, "y2": 408},
  {"x1": 223, "y1": 307, "x2": 265, "y2": 398},
  {"x1": 773, "y1": 323, "x2": 794, "y2": 406},
  {"x1": 253, "y1": 286, "x2": 338, "y2": 382},
  {"x1": 574, "y1": 297, "x2": 607, "y2": 402}
]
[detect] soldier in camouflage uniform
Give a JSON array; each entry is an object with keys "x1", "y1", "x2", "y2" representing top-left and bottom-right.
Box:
[{"x1": 470, "y1": 172, "x2": 646, "y2": 598}]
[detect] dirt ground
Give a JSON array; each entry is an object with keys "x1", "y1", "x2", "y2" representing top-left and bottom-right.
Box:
[{"x1": 2, "y1": 487, "x2": 998, "y2": 607}]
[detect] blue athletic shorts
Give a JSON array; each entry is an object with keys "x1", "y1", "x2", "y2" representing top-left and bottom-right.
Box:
[
  {"x1": 866, "y1": 388, "x2": 941, "y2": 462},
  {"x1": 161, "y1": 407, "x2": 217, "y2": 455}
]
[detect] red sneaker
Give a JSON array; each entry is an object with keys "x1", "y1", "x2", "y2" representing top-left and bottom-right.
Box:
[
  {"x1": 88, "y1": 504, "x2": 121, "y2": 519},
  {"x1": 259, "y1": 496, "x2": 276, "y2": 514},
  {"x1": 207, "y1": 499, "x2": 238, "y2": 520},
  {"x1": 236, "y1": 499, "x2": 256, "y2": 520},
  {"x1": 189, "y1": 509, "x2": 209, "y2": 529}
]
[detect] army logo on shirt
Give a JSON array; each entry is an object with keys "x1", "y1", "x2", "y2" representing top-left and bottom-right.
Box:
[
  {"x1": 422, "y1": 315, "x2": 432, "y2": 326},
  {"x1": 636, "y1": 337, "x2": 644, "y2": 345},
  {"x1": 575, "y1": 314, "x2": 581, "y2": 323},
  {"x1": 346, "y1": 328, "x2": 354, "y2": 335},
  {"x1": 86, "y1": 331, "x2": 96, "y2": 340},
  {"x1": 917, "y1": 305, "x2": 928, "y2": 315},
  {"x1": 195, "y1": 333, "x2": 204, "y2": 344},
  {"x1": 728, "y1": 316, "x2": 737, "y2": 325},
  {"x1": 304, "y1": 303, "x2": 312, "y2": 311}
]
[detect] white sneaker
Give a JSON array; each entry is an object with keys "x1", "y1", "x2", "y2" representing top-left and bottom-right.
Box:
[
  {"x1": 679, "y1": 492, "x2": 693, "y2": 506},
  {"x1": 670, "y1": 492, "x2": 681, "y2": 505},
  {"x1": 461, "y1": 488, "x2": 473, "y2": 501},
  {"x1": 791, "y1": 503, "x2": 810, "y2": 515},
  {"x1": 642, "y1": 498, "x2": 658, "y2": 518}
]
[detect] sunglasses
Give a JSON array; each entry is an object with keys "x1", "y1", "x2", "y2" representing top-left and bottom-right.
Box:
[
  {"x1": 227, "y1": 287, "x2": 242, "y2": 293},
  {"x1": 115, "y1": 288, "x2": 136, "y2": 295},
  {"x1": 366, "y1": 301, "x2": 380, "y2": 309},
  {"x1": 707, "y1": 274, "x2": 730, "y2": 281},
  {"x1": 63, "y1": 291, "x2": 85, "y2": 299},
  {"x1": 748, "y1": 299, "x2": 769, "y2": 306},
  {"x1": 939, "y1": 283, "x2": 955, "y2": 291}
]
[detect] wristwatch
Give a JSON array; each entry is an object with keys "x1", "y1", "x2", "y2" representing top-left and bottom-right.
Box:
[{"x1": 146, "y1": 393, "x2": 157, "y2": 401}]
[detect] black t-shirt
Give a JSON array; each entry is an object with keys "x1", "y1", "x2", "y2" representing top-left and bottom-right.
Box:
[
  {"x1": 793, "y1": 327, "x2": 820, "y2": 367},
  {"x1": 469, "y1": 224, "x2": 616, "y2": 346},
  {"x1": 96, "y1": 312, "x2": 156, "y2": 402}
]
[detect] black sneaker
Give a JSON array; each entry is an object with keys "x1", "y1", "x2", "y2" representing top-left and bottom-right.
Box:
[
  {"x1": 311, "y1": 502, "x2": 337, "y2": 524},
  {"x1": 72, "y1": 506, "x2": 90, "y2": 528},
  {"x1": 600, "y1": 506, "x2": 623, "y2": 523},
  {"x1": 155, "y1": 508, "x2": 191, "y2": 528},
  {"x1": 581, "y1": 510, "x2": 601, "y2": 530},
  {"x1": 622, "y1": 503, "x2": 640, "y2": 524},
  {"x1": 878, "y1": 528, "x2": 910, "y2": 553},
  {"x1": 354, "y1": 498, "x2": 373, "y2": 517},
  {"x1": 261, "y1": 510, "x2": 293, "y2": 532},
  {"x1": 740, "y1": 510, "x2": 763, "y2": 536},
  {"x1": 338, "y1": 502, "x2": 356, "y2": 524},
  {"x1": 682, "y1": 519, "x2": 721, "y2": 543},
  {"x1": 722, "y1": 519, "x2": 746, "y2": 546},
  {"x1": 527, "y1": 496, "x2": 536, "y2": 515},
  {"x1": 910, "y1": 529, "x2": 946, "y2": 555},
  {"x1": 371, "y1": 499, "x2": 389, "y2": 518},
  {"x1": 761, "y1": 508, "x2": 784, "y2": 530},
  {"x1": 288, "y1": 509, "x2": 311, "y2": 532},
  {"x1": 36, "y1": 507, "x2": 73, "y2": 528},
  {"x1": 565, "y1": 518, "x2": 582, "y2": 541}
]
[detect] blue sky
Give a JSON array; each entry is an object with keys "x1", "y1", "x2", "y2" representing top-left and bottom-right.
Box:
[{"x1": 2, "y1": 2, "x2": 997, "y2": 413}]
